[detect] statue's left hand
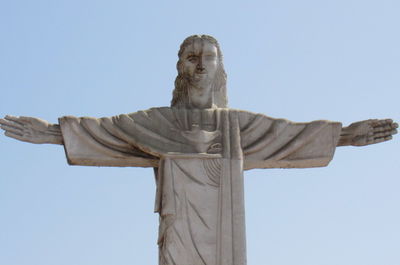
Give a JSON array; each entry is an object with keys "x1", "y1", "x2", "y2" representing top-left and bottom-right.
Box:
[{"x1": 338, "y1": 119, "x2": 398, "y2": 147}]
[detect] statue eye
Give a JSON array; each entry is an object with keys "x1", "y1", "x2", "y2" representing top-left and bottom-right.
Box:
[
  {"x1": 205, "y1": 54, "x2": 216, "y2": 60},
  {"x1": 187, "y1": 56, "x2": 198, "y2": 63}
]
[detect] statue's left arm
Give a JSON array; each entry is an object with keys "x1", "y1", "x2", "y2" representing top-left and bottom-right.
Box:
[
  {"x1": 238, "y1": 111, "x2": 343, "y2": 169},
  {"x1": 337, "y1": 119, "x2": 398, "y2": 147},
  {"x1": 237, "y1": 111, "x2": 397, "y2": 170}
]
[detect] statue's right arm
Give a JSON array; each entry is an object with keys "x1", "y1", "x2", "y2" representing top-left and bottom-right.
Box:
[{"x1": 0, "y1": 115, "x2": 63, "y2": 145}]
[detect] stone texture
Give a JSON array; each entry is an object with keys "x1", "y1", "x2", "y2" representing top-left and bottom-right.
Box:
[
  {"x1": 58, "y1": 107, "x2": 342, "y2": 265},
  {"x1": 0, "y1": 35, "x2": 398, "y2": 265}
]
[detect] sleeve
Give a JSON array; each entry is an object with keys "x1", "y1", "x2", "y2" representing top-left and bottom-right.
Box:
[
  {"x1": 238, "y1": 111, "x2": 342, "y2": 170},
  {"x1": 59, "y1": 116, "x2": 158, "y2": 167}
]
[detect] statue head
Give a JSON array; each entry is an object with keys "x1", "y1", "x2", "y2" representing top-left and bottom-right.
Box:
[{"x1": 171, "y1": 35, "x2": 228, "y2": 108}]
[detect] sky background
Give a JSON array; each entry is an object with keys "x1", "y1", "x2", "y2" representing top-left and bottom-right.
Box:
[{"x1": 0, "y1": 0, "x2": 399, "y2": 264}]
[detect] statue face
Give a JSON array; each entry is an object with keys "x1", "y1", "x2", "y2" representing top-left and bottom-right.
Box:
[{"x1": 180, "y1": 39, "x2": 218, "y2": 88}]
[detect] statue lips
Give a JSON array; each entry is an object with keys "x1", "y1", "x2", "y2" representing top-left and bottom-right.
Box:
[
  {"x1": 193, "y1": 72, "x2": 208, "y2": 82},
  {"x1": 181, "y1": 124, "x2": 221, "y2": 153}
]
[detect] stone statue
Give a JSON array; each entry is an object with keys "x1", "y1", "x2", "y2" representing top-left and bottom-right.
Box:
[{"x1": 0, "y1": 35, "x2": 397, "y2": 265}]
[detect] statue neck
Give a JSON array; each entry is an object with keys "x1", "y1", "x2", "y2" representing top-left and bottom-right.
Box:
[{"x1": 187, "y1": 84, "x2": 214, "y2": 109}]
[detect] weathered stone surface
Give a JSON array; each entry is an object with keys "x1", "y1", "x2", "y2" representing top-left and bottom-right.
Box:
[
  {"x1": 58, "y1": 107, "x2": 342, "y2": 265},
  {"x1": 0, "y1": 35, "x2": 397, "y2": 265}
]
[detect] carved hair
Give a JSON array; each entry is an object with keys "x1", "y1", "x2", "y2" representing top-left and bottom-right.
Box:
[{"x1": 171, "y1": 35, "x2": 228, "y2": 108}]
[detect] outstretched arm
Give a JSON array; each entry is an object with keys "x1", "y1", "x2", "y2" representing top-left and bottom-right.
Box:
[
  {"x1": 337, "y1": 119, "x2": 398, "y2": 147},
  {"x1": 0, "y1": 115, "x2": 63, "y2": 145}
]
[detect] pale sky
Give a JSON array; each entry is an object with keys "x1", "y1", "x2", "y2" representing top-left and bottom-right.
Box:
[{"x1": 0, "y1": 0, "x2": 399, "y2": 265}]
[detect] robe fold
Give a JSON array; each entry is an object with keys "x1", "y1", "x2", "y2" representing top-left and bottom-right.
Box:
[{"x1": 59, "y1": 107, "x2": 342, "y2": 265}]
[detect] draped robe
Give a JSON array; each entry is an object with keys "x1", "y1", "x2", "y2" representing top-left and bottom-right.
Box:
[{"x1": 58, "y1": 107, "x2": 342, "y2": 265}]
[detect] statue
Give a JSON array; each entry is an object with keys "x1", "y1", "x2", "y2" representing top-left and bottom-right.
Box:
[{"x1": 0, "y1": 35, "x2": 397, "y2": 265}]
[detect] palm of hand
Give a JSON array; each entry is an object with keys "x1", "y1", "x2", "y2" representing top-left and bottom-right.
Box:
[
  {"x1": 347, "y1": 120, "x2": 374, "y2": 146},
  {"x1": 346, "y1": 119, "x2": 397, "y2": 146},
  {"x1": 20, "y1": 117, "x2": 53, "y2": 143},
  {"x1": 0, "y1": 116, "x2": 61, "y2": 144}
]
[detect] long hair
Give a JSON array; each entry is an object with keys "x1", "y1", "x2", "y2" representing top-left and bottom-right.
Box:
[{"x1": 171, "y1": 35, "x2": 228, "y2": 108}]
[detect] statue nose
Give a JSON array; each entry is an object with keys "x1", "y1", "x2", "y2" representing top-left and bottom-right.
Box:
[
  {"x1": 196, "y1": 57, "x2": 205, "y2": 70},
  {"x1": 196, "y1": 62, "x2": 205, "y2": 71}
]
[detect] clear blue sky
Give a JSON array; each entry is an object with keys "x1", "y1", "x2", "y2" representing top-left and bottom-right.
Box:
[{"x1": 0, "y1": 0, "x2": 399, "y2": 264}]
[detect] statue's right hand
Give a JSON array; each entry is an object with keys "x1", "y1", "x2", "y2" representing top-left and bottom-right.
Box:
[{"x1": 0, "y1": 115, "x2": 63, "y2": 145}]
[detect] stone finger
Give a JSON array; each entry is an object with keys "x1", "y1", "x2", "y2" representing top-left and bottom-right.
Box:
[
  {"x1": 366, "y1": 137, "x2": 375, "y2": 145},
  {"x1": 0, "y1": 118, "x2": 24, "y2": 129},
  {"x1": 5, "y1": 131, "x2": 36, "y2": 143},
  {"x1": 373, "y1": 126, "x2": 383, "y2": 133},
  {"x1": 381, "y1": 130, "x2": 395, "y2": 137},
  {"x1": 0, "y1": 124, "x2": 23, "y2": 135},
  {"x1": 367, "y1": 135, "x2": 375, "y2": 143},
  {"x1": 373, "y1": 132, "x2": 386, "y2": 138},
  {"x1": 373, "y1": 119, "x2": 389, "y2": 128},
  {"x1": 378, "y1": 120, "x2": 387, "y2": 127},
  {"x1": 373, "y1": 135, "x2": 392, "y2": 143},
  {"x1": 5, "y1": 115, "x2": 25, "y2": 125},
  {"x1": 383, "y1": 124, "x2": 393, "y2": 132},
  {"x1": 374, "y1": 124, "x2": 393, "y2": 133},
  {"x1": 384, "y1": 135, "x2": 393, "y2": 141},
  {"x1": 4, "y1": 131, "x2": 24, "y2": 140},
  {"x1": 0, "y1": 118, "x2": 10, "y2": 126},
  {"x1": 382, "y1": 127, "x2": 397, "y2": 135},
  {"x1": 373, "y1": 137, "x2": 386, "y2": 144}
]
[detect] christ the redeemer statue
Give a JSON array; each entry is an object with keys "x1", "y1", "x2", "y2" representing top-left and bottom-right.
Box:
[{"x1": 0, "y1": 35, "x2": 398, "y2": 265}]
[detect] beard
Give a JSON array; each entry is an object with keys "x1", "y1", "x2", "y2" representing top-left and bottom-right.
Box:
[{"x1": 184, "y1": 71, "x2": 213, "y2": 89}]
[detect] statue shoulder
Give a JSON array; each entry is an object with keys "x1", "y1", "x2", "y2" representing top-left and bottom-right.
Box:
[
  {"x1": 229, "y1": 108, "x2": 279, "y2": 125},
  {"x1": 121, "y1": 106, "x2": 172, "y2": 119}
]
